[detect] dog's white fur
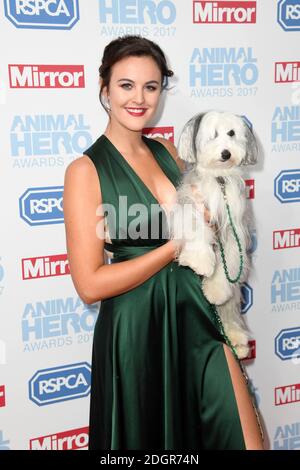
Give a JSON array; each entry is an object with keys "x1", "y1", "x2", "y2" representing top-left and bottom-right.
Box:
[{"x1": 168, "y1": 111, "x2": 258, "y2": 359}]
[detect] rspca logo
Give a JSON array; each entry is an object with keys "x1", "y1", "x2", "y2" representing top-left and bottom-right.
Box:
[
  {"x1": 274, "y1": 421, "x2": 300, "y2": 450},
  {"x1": 275, "y1": 327, "x2": 300, "y2": 361},
  {"x1": 278, "y1": 0, "x2": 300, "y2": 32},
  {"x1": 271, "y1": 106, "x2": 300, "y2": 153},
  {"x1": 29, "y1": 363, "x2": 91, "y2": 406},
  {"x1": 19, "y1": 186, "x2": 63, "y2": 226},
  {"x1": 4, "y1": 0, "x2": 80, "y2": 30},
  {"x1": 241, "y1": 282, "x2": 253, "y2": 314},
  {"x1": 274, "y1": 169, "x2": 300, "y2": 203},
  {"x1": 193, "y1": 1, "x2": 257, "y2": 24}
]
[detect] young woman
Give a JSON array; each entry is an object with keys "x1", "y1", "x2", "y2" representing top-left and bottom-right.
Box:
[{"x1": 63, "y1": 35, "x2": 264, "y2": 450}]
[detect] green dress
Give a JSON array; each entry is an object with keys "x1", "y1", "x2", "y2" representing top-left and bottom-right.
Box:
[{"x1": 84, "y1": 134, "x2": 246, "y2": 450}]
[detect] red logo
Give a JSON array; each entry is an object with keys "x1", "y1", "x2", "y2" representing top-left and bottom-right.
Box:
[
  {"x1": 242, "y1": 339, "x2": 256, "y2": 361},
  {"x1": 143, "y1": 126, "x2": 174, "y2": 143},
  {"x1": 193, "y1": 1, "x2": 257, "y2": 24},
  {"x1": 22, "y1": 254, "x2": 70, "y2": 280},
  {"x1": 275, "y1": 62, "x2": 300, "y2": 83},
  {"x1": 245, "y1": 179, "x2": 255, "y2": 199},
  {"x1": 275, "y1": 383, "x2": 300, "y2": 406},
  {"x1": 273, "y1": 228, "x2": 300, "y2": 250},
  {"x1": 29, "y1": 427, "x2": 89, "y2": 450},
  {"x1": 0, "y1": 385, "x2": 5, "y2": 408},
  {"x1": 9, "y1": 65, "x2": 85, "y2": 88}
]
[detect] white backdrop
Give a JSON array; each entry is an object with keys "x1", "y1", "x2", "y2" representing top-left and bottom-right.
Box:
[{"x1": 1, "y1": 0, "x2": 300, "y2": 450}]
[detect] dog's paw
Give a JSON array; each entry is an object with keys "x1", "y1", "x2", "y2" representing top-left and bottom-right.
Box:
[
  {"x1": 226, "y1": 329, "x2": 250, "y2": 359},
  {"x1": 179, "y1": 249, "x2": 215, "y2": 277},
  {"x1": 202, "y1": 278, "x2": 232, "y2": 305}
]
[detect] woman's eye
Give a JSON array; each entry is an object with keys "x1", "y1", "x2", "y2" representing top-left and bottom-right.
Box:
[
  {"x1": 146, "y1": 85, "x2": 157, "y2": 91},
  {"x1": 121, "y1": 83, "x2": 132, "y2": 90}
]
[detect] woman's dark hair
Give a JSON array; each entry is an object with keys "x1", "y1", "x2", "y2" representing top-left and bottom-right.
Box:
[{"x1": 99, "y1": 35, "x2": 174, "y2": 113}]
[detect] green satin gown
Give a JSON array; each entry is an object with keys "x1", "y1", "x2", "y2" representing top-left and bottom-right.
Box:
[{"x1": 84, "y1": 134, "x2": 246, "y2": 450}]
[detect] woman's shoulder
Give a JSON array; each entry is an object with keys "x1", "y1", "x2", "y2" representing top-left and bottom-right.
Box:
[
  {"x1": 151, "y1": 136, "x2": 185, "y2": 173},
  {"x1": 65, "y1": 155, "x2": 95, "y2": 180}
]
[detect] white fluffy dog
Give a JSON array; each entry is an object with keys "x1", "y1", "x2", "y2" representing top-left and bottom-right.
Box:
[{"x1": 168, "y1": 110, "x2": 258, "y2": 359}]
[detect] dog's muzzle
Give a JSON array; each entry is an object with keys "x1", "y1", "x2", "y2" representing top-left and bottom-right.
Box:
[{"x1": 221, "y1": 149, "x2": 231, "y2": 161}]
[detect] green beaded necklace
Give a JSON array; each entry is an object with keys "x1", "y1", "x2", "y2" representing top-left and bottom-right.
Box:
[{"x1": 215, "y1": 177, "x2": 244, "y2": 284}]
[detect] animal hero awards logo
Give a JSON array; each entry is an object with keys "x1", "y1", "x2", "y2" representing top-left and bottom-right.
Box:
[
  {"x1": 278, "y1": 0, "x2": 300, "y2": 32},
  {"x1": 10, "y1": 114, "x2": 92, "y2": 169},
  {"x1": 4, "y1": 0, "x2": 80, "y2": 30},
  {"x1": 271, "y1": 267, "x2": 300, "y2": 313},
  {"x1": 273, "y1": 421, "x2": 300, "y2": 450},
  {"x1": 271, "y1": 106, "x2": 300, "y2": 154},
  {"x1": 189, "y1": 47, "x2": 258, "y2": 99},
  {"x1": 29, "y1": 426, "x2": 89, "y2": 450},
  {"x1": 29, "y1": 363, "x2": 91, "y2": 406},
  {"x1": 98, "y1": 0, "x2": 177, "y2": 38},
  {"x1": 22, "y1": 296, "x2": 98, "y2": 353},
  {"x1": 193, "y1": 1, "x2": 257, "y2": 24}
]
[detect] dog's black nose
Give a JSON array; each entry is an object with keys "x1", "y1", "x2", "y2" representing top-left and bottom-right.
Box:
[{"x1": 221, "y1": 149, "x2": 231, "y2": 161}]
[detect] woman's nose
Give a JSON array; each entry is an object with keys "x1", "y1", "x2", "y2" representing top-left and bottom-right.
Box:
[{"x1": 133, "y1": 88, "x2": 145, "y2": 104}]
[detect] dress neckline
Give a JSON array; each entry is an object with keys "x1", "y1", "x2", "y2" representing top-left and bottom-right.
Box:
[{"x1": 101, "y1": 134, "x2": 178, "y2": 208}]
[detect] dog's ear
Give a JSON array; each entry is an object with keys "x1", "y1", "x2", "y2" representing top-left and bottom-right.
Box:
[
  {"x1": 242, "y1": 118, "x2": 258, "y2": 165},
  {"x1": 177, "y1": 113, "x2": 205, "y2": 163}
]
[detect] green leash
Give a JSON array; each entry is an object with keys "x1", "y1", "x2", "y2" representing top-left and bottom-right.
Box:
[{"x1": 216, "y1": 177, "x2": 244, "y2": 284}]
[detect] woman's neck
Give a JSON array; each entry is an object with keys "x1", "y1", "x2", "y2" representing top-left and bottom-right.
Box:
[{"x1": 104, "y1": 121, "x2": 145, "y2": 155}]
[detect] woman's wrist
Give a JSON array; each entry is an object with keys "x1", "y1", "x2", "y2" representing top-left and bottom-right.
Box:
[{"x1": 166, "y1": 239, "x2": 183, "y2": 261}]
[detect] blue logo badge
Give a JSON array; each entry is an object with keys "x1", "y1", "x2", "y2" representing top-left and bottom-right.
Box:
[
  {"x1": 274, "y1": 169, "x2": 300, "y2": 203},
  {"x1": 278, "y1": 0, "x2": 300, "y2": 31},
  {"x1": 4, "y1": 0, "x2": 80, "y2": 30},
  {"x1": 19, "y1": 186, "x2": 64, "y2": 226},
  {"x1": 29, "y1": 362, "x2": 91, "y2": 406},
  {"x1": 241, "y1": 283, "x2": 253, "y2": 314},
  {"x1": 275, "y1": 327, "x2": 300, "y2": 360}
]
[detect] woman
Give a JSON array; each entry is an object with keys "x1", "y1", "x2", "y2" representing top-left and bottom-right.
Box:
[{"x1": 63, "y1": 35, "x2": 264, "y2": 450}]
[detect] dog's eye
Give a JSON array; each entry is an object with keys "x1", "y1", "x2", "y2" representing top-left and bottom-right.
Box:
[{"x1": 227, "y1": 130, "x2": 235, "y2": 137}]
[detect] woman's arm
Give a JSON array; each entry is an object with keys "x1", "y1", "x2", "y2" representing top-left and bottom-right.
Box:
[{"x1": 63, "y1": 156, "x2": 177, "y2": 304}]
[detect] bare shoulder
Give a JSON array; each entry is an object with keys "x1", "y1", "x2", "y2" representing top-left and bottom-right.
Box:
[
  {"x1": 152, "y1": 136, "x2": 185, "y2": 174},
  {"x1": 64, "y1": 155, "x2": 101, "y2": 202}
]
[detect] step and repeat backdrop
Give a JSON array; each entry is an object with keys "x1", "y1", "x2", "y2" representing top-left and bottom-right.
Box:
[{"x1": 0, "y1": 0, "x2": 300, "y2": 451}]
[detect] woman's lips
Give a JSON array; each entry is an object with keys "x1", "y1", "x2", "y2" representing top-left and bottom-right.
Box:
[{"x1": 125, "y1": 108, "x2": 147, "y2": 117}]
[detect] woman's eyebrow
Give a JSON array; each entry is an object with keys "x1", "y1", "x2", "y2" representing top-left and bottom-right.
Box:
[{"x1": 117, "y1": 78, "x2": 160, "y2": 85}]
